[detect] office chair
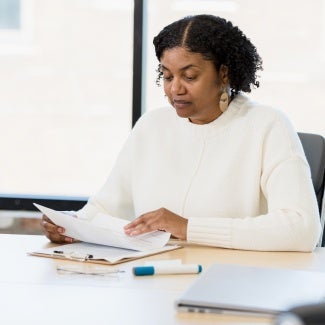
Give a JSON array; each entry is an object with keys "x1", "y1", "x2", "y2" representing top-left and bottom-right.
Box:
[{"x1": 298, "y1": 132, "x2": 325, "y2": 246}]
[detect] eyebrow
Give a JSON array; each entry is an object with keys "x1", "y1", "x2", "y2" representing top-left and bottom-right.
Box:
[{"x1": 161, "y1": 64, "x2": 199, "y2": 72}]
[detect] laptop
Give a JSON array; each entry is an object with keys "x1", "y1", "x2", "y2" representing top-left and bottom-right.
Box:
[{"x1": 176, "y1": 263, "x2": 325, "y2": 317}]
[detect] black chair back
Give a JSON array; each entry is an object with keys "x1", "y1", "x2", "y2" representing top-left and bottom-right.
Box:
[{"x1": 298, "y1": 132, "x2": 325, "y2": 246}]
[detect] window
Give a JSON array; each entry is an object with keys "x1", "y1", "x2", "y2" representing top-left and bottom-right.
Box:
[
  {"x1": 0, "y1": 0, "x2": 20, "y2": 29},
  {"x1": 0, "y1": 0, "x2": 134, "y2": 198}
]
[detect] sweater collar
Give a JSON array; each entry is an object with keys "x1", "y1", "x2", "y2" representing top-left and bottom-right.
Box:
[{"x1": 179, "y1": 93, "x2": 248, "y2": 138}]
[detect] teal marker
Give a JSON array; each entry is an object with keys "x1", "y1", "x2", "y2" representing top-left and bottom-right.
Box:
[{"x1": 133, "y1": 264, "x2": 202, "y2": 276}]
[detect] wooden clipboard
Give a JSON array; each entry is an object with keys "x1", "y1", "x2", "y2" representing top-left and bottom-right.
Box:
[{"x1": 29, "y1": 242, "x2": 182, "y2": 265}]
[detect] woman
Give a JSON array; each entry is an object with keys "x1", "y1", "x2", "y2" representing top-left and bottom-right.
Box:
[{"x1": 42, "y1": 15, "x2": 321, "y2": 251}]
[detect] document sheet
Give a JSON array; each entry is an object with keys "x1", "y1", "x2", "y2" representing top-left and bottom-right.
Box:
[{"x1": 34, "y1": 204, "x2": 171, "y2": 251}]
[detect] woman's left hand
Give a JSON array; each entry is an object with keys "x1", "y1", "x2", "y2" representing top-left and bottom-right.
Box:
[{"x1": 124, "y1": 208, "x2": 188, "y2": 240}]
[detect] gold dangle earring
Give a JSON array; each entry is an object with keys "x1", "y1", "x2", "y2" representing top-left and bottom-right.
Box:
[{"x1": 219, "y1": 89, "x2": 230, "y2": 113}]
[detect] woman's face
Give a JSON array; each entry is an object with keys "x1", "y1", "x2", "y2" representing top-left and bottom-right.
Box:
[{"x1": 160, "y1": 47, "x2": 225, "y2": 124}]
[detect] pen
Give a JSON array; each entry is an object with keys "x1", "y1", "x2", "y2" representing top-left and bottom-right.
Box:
[
  {"x1": 52, "y1": 250, "x2": 93, "y2": 261},
  {"x1": 133, "y1": 264, "x2": 202, "y2": 276}
]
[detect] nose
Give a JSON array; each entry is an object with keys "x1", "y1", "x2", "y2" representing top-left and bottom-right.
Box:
[{"x1": 170, "y1": 78, "x2": 186, "y2": 95}]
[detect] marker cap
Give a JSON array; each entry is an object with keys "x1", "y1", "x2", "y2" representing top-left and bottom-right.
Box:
[{"x1": 133, "y1": 266, "x2": 155, "y2": 276}]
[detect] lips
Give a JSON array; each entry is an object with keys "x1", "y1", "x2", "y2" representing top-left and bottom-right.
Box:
[{"x1": 173, "y1": 99, "x2": 191, "y2": 108}]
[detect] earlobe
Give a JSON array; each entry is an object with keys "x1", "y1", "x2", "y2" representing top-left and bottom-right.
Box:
[{"x1": 219, "y1": 64, "x2": 229, "y2": 84}]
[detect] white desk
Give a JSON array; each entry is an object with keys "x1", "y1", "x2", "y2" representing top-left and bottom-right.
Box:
[{"x1": 1, "y1": 234, "x2": 325, "y2": 325}]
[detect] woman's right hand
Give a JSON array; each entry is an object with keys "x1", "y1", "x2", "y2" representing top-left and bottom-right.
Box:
[{"x1": 41, "y1": 214, "x2": 75, "y2": 244}]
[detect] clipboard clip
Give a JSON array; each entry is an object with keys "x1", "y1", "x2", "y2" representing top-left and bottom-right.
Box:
[{"x1": 53, "y1": 250, "x2": 93, "y2": 262}]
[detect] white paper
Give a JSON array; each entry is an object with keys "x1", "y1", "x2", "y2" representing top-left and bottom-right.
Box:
[{"x1": 34, "y1": 203, "x2": 171, "y2": 251}]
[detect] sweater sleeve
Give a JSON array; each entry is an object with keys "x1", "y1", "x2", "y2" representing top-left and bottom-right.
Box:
[{"x1": 187, "y1": 115, "x2": 322, "y2": 252}]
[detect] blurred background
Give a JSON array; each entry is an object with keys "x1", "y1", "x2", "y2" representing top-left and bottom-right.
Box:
[{"x1": 0, "y1": 0, "x2": 324, "y2": 233}]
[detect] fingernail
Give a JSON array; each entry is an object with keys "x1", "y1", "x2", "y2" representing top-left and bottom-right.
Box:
[
  {"x1": 65, "y1": 237, "x2": 73, "y2": 243},
  {"x1": 57, "y1": 227, "x2": 64, "y2": 234}
]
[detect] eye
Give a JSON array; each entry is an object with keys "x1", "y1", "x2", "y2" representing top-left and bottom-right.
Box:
[
  {"x1": 184, "y1": 75, "x2": 196, "y2": 81},
  {"x1": 163, "y1": 75, "x2": 173, "y2": 82}
]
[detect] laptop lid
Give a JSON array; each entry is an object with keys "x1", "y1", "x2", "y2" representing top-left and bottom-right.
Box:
[{"x1": 176, "y1": 263, "x2": 325, "y2": 317}]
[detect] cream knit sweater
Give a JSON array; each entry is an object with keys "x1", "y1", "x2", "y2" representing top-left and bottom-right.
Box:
[{"x1": 78, "y1": 94, "x2": 321, "y2": 251}]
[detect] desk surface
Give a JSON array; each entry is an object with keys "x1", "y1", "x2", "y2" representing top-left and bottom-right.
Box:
[{"x1": 1, "y1": 234, "x2": 325, "y2": 325}]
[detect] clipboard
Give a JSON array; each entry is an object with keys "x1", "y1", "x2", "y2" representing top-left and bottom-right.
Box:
[{"x1": 29, "y1": 242, "x2": 182, "y2": 265}]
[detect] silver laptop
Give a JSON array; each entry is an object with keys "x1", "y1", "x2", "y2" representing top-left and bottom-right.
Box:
[{"x1": 176, "y1": 263, "x2": 325, "y2": 317}]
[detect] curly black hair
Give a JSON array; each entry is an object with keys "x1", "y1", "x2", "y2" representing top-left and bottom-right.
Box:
[{"x1": 153, "y1": 15, "x2": 263, "y2": 95}]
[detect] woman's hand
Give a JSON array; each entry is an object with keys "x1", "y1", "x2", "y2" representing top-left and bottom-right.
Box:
[
  {"x1": 124, "y1": 208, "x2": 188, "y2": 240},
  {"x1": 40, "y1": 214, "x2": 75, "y2": 244}
]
